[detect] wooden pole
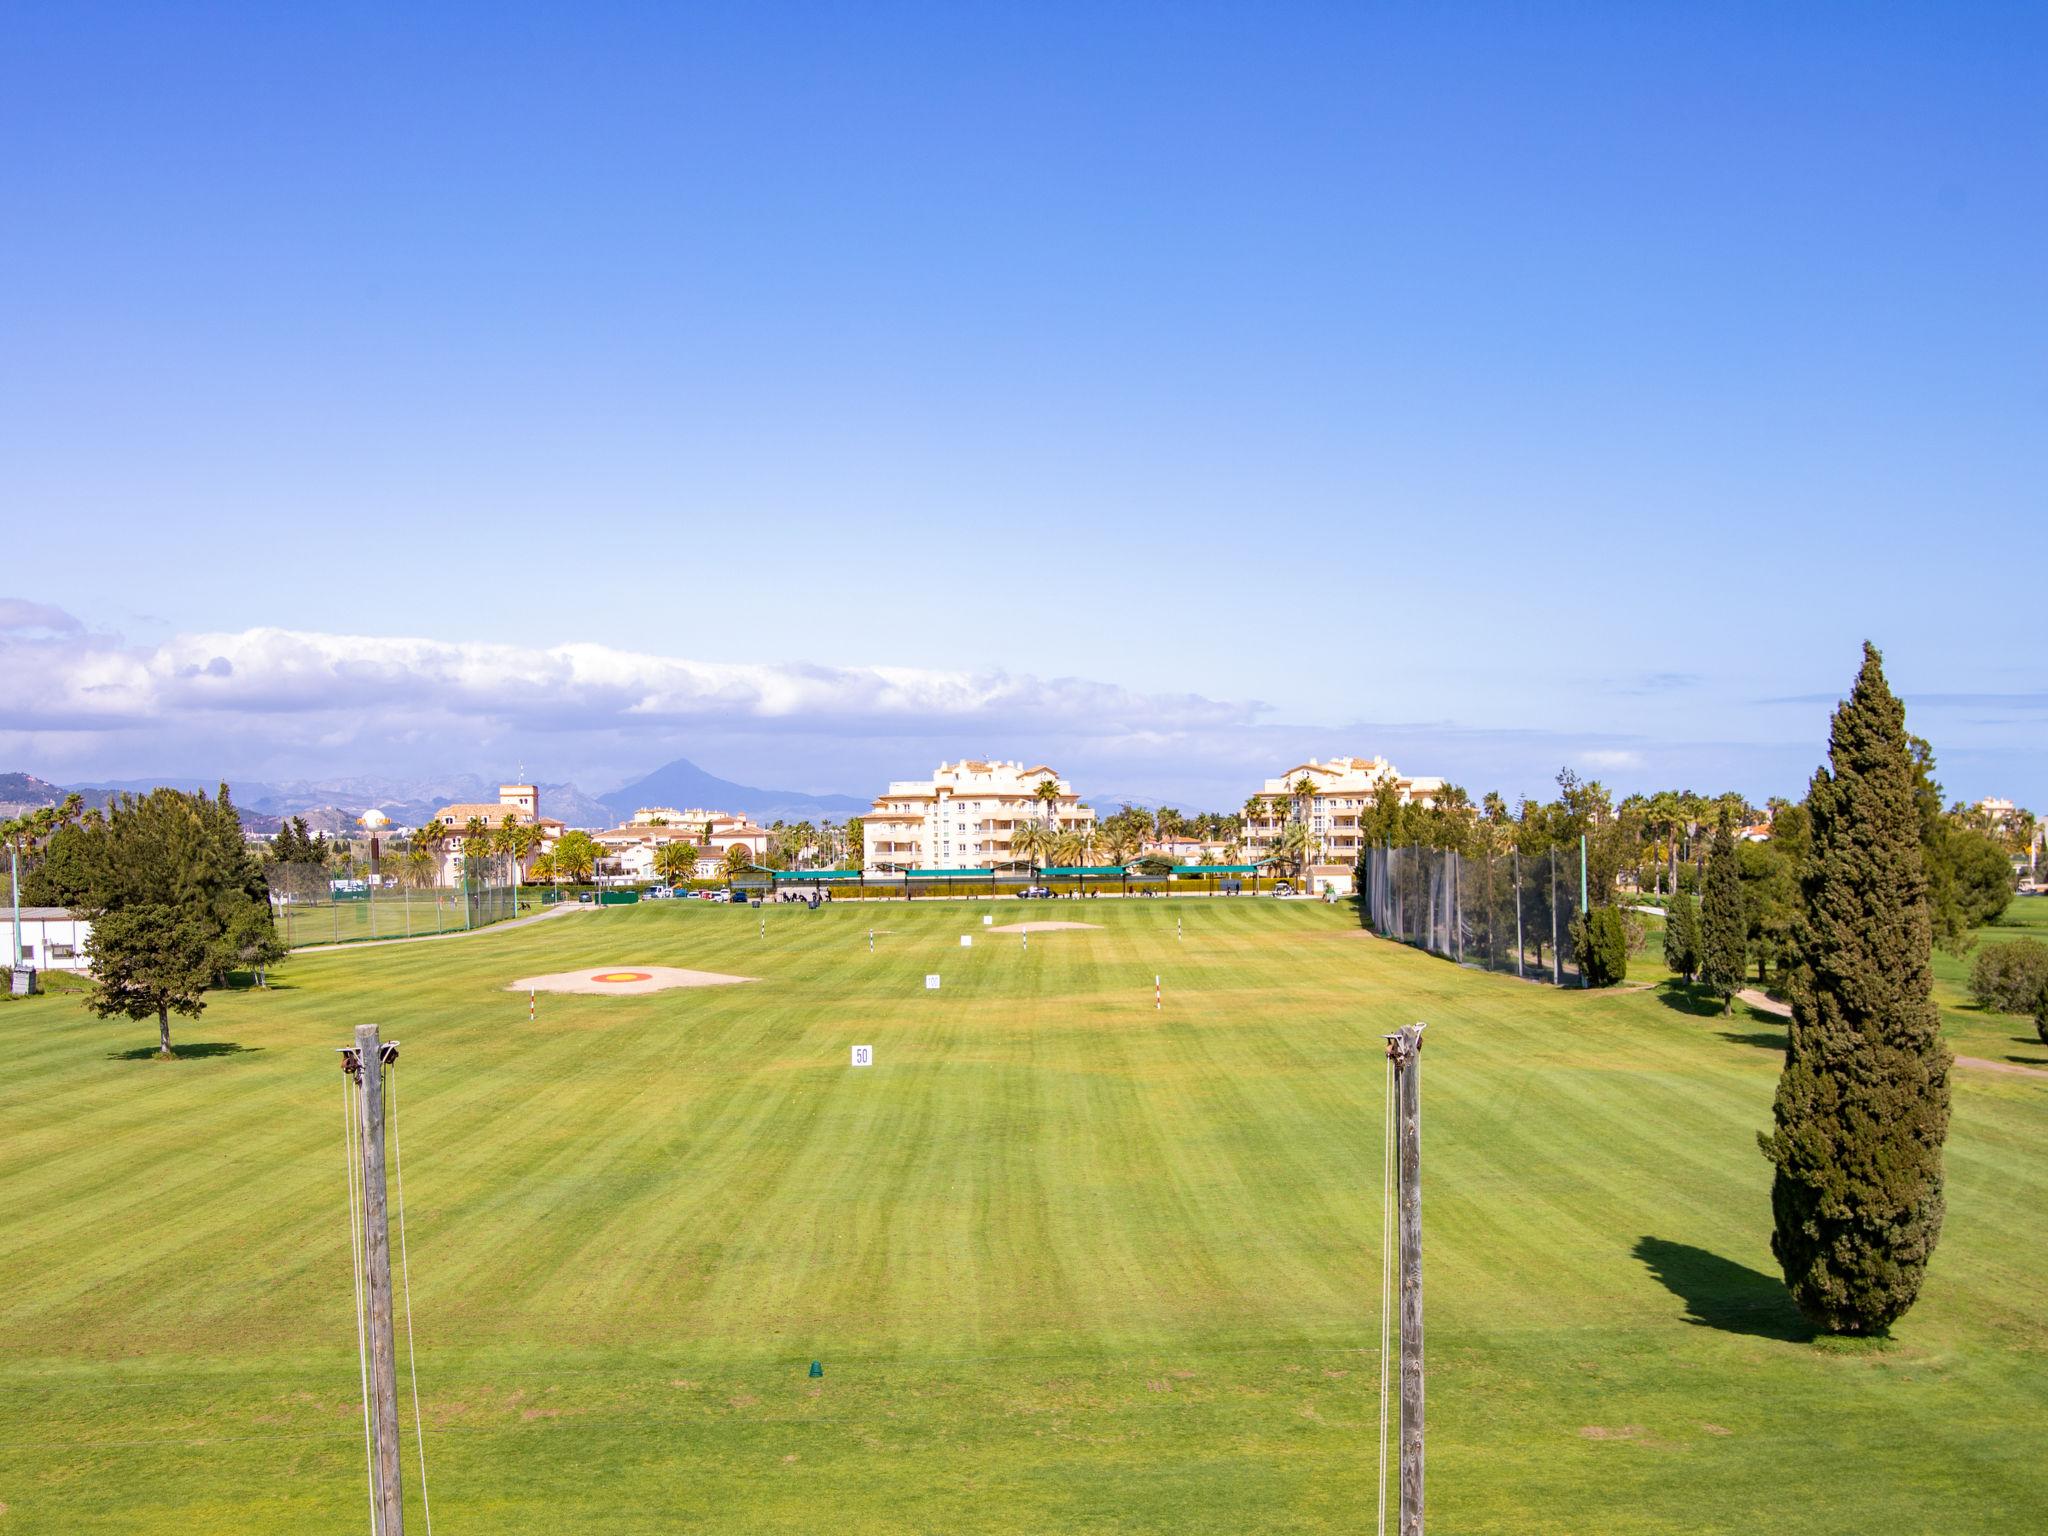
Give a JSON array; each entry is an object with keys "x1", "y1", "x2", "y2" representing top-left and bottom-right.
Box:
[
  {"x1": 1391, "y1": 1023, "x2": 1425, "y2": 1535},
  {"x1": 355, "y1": 1024, "x2": 406, "y2": 1535}
]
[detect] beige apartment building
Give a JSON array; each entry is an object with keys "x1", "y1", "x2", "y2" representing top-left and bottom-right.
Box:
[
  {"x1": 861, "y1": 760, "x2": 1095, "y2": 873},
  {"x1": 1244, "y1": 755, "x2": 1447, "y2": 880},
  {"x1": 424, "y1": 783, "x2": 566, "y2": 884}
]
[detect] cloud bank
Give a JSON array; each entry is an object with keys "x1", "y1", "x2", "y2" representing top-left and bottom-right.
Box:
[{"x1": 0, "y1": 609, "x2": 1266, "y2": 790}]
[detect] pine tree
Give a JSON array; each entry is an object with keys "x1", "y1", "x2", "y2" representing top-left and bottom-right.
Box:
[
  {"x1": 1759, "y1": 643, "x2": 1951, "y2": 1334},
  {"x1": 1699, "y1": 812, "x2": 1747, "y2": 1011},
  {"x1": 1664, "y1": 891, "x2": 1700, "y2": 983}
]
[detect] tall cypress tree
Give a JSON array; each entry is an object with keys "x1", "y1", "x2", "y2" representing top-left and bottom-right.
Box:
[
  {"x1": 1664, "y1": 891, "x2": 1700, "y2": 984},
  {"x1": 1759, "y1": 644, "x2": 1950, "y2": 1334},
  {"x1": 1699, "y1": 812, "x2": 1746, "y2": 1012}
]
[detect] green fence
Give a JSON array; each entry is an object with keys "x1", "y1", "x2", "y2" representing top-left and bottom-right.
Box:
[{"x1": 266, "y1": 859, "x2": 521, "y2": 948}]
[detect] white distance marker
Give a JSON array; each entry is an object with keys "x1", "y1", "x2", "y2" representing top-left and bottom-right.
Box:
[
  {"x1": 925, "y1": 974, "x2": 941, "y2": 990},
  {"x1": 851, "y1": 1044, "x2": 873, "y2": 1068},
  {"x1": 982, "y1": 914, "x2": 993, "y2": 926},
  {"x1": 960, "y1": 934, "x2": 973, "y2": 948}
]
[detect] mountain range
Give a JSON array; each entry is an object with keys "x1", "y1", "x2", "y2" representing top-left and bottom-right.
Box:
[{"x1": 1, "y1": 758, "x2": 871, "y2": 834}]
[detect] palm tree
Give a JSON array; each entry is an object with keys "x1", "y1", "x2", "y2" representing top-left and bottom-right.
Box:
[
  {"x1": 1096, "y1": 824, "x2": 1136, "y2": 868},
  {"x1": 1272, "y1": 822, "x2": 1312, "y2": 881},
  {"x1": 1009, "y1": 821, "x2": 1054, "y2": 872},
  {"x1": 1292, "y1": 774, "x2": 1318, "y2": 832},
  {"x1": 1033, "y1": 777, "x2": 1062, "y2": 831},
  {"x1": 494, "y1": 814, "x2": 539, "y2": 885},
  {"x1": 408, "y1": 818, "x2": 446, "y2": 888},
  {"x1": 653, "y1": 840, "x2": 696, "y2": 886},
  {"x1": 1050, "y1": 830, "x2": 1086, "y2": 868}
]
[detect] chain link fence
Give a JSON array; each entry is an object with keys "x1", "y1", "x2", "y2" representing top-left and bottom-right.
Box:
[
  {"x1": 265, "y1": 855, "x2": 519, "y2": 947},
  {"x1": 1359, "y1": 843, "x2": 1587, "y2": 985}
]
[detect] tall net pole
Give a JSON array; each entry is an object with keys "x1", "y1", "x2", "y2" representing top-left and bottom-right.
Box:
[{"x1": 1386, "y1": 1024, "x2": 1425, "y2": 1535}]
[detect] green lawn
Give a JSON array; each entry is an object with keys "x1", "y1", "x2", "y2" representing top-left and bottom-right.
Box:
[
  {"x1": 2, "y1": 898, "x2": 2043, "y2": 1532},
  {"x1": 1931, "y1": 895, "x2": 2048, "y2": 1066}
]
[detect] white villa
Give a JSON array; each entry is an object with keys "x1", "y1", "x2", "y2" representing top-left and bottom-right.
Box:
[
  {"x1": 861, "y1": 760, "x2": 1095, "y2": 873},
  {"x1": 423, "y1": 783, "x2": 566, "y2": 884},
  {"x1": 592, "y1": 809, "x2": 771, "y2": 882},
  {"x1": 1244, "y1": 755, "x2": 1448, "y2": 893}
]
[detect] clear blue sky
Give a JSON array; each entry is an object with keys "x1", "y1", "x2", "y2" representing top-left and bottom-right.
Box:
[{"x1": 2, "y1": 4, "x2": 2042, "y2": 809}]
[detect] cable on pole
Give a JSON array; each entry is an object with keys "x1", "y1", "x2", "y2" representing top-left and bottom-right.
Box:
[
  {"x1": 341, "y1": 1060, "x2": 376, "y2": 1535},
  {"x1": 1376, "y1": 1045, "x2": 1395, "y2": 1536},
  {"x1": 387, "y1": 1062, "x2": 434, "y2": 1535}
]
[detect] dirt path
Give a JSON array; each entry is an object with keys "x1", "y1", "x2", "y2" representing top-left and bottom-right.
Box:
[
  {"x1": 294, "y1": 901, "x2": 588, "y2": 954},
  {"x1": 1737, "y1": 988, "x2": 2046, "y2": 1078}
]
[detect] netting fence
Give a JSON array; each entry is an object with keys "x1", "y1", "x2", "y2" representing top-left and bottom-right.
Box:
[
  {"x1": 1358, "y1": 843, "x2": 1586, "y2": 986},
  {"x1": 265, "y1": 855, "x2": 521, "y2": 948}
]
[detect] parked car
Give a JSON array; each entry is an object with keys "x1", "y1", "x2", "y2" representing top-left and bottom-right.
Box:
[
  {"x1": 1018, "y1": 885, "x2": 1052, "y2": 899},
  {"x1": 1272, "y1": 881, "x2": 1294, "y2": 896}
]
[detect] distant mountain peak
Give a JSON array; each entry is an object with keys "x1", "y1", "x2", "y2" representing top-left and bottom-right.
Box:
[{"x1": 599, "y1": 756, "x2": 868, "y2": 824}]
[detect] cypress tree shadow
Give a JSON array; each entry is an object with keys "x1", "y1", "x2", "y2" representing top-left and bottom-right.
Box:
[
  {"x1": 1655, "y1": 984, "x2": 1723, "y2": 1019},
  {"x1": 1633, "y1": 1236, "x2": 1814, "y2": 1342},
  {"x1": 107, "y1": 1042, "x2": 261, "y2": 1061},
  {"x1": 1717, "y1": 1028, "x2": 1787, "y2": 1052}
]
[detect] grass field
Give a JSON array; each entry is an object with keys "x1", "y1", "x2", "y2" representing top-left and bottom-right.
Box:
[{"x1": 3, "y1": 897, "x2": 2044, "y2": 1532}]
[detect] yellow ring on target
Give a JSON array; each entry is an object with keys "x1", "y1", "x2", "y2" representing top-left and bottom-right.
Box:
[{"x1": 591, "y1": 970, "x2": 653, "y2": 983}]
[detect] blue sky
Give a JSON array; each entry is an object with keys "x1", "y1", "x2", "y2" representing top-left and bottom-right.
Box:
[{"x1": 3, "y1": 4, "x2": 2042, "y2": 810}]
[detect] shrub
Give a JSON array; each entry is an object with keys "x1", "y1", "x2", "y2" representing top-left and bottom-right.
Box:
[
  {"x1": 1571, "y1": 905, "x2": 1631, "y2": 988},
  {"x1": 1969, "y1": 939, "x2": 2048, "y2": 1016}
]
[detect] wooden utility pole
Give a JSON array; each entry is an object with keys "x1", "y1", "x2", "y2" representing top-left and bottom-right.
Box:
[
  {"x1": 1389, "y1": 1023, "x2": 1425, "y2": 1535},
  {"x1": 352, "y1": 1024, "x2": 406, "y2": 1536}
]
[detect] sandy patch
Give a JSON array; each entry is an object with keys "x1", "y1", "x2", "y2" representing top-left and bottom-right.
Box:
[
  {"x1": 985, "y1": 921, "x2": 1105, "y2": 934},
  {"x1": 508, "y1": 965, "x2": 755, "y2": 996}
]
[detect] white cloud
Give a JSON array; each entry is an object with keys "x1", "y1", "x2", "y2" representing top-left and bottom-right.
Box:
[
  {"x1": 0, "y1": 621, "x2": 1263, "y2": 751},
  {"x1": 1575, "y1": 748, "x2": 1644, "y2": 770}
]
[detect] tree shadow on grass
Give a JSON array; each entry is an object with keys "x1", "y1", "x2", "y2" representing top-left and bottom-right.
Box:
[
  {"x1": 107, "y1": 1042, "x2": 262, "y2": 1062},
  {"x1": 1634, "y1": 1236, "x2": 1814, "y2": 1342},
  {"x1": 1718, "y1": 1028, "x2": 1787, "y2": 1052},
  {"x1": 1655, "y1": 983, "x2": 1726, "y2": 1019}
]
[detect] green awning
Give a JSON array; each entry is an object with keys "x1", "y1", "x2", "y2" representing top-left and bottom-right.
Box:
[
  {"x1": 771, "y1": 869, "x2": 864, "y2": 881},
  {"x1": 905, "y1": 868, "x2": 995, "y2": 878},
  {"x1": 1041, "y1": 866, "x2": 1125, "y2": 877},
  {"x1": 1172, "y1": 864, "x2": 1257, "y2": 874}
]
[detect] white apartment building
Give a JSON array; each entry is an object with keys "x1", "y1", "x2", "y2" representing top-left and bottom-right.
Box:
[
  {"x1": 1244, "y1": 755, "x2": 1448, "y2": 875},
  {"x1": 862, "y1": 760, "x2": 1095, "y2": 873}
]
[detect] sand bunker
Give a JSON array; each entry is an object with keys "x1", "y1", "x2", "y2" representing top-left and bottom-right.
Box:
[
  {"x1": 509, "y1": 965, "x2": 755, "y2": 996},
  {"x1": 985, "y1": 921, "x2": 1104, "y2": 935}
]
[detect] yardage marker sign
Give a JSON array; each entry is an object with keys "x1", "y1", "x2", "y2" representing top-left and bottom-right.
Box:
[
  {"x1": 851, "y1": 1045, "x2": 873, "y2": 1067},
  {"x1": 925, "y1": 974, "x2": 941, "y2": 990}
]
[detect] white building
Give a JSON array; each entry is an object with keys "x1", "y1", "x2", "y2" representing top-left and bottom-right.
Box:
[
  {"x1": 593, "y1": 809, "x2": 771, "y2": 882},
  {"x1": 1244, "y1": 755, "x2": 1448, "y2": 893},
  {"x1": 862, "y1": 760, "x2": 1095, "y2": 873},
  {"x1": 10, "y1": 908, "x2": 92, "y2": 973}
]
